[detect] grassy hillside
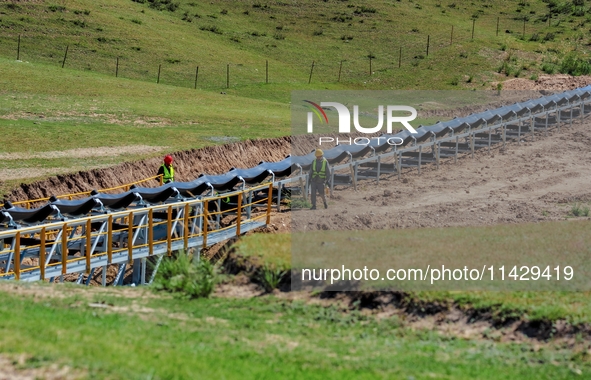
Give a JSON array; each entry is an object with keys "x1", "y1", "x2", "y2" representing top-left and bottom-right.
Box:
[
  {"x1": 1, "y1": 0, "x2": 590, "y2": 193},
  {"x1": 0, "y1": 56, "x2": 290, "y2": 194},
  {"x1": 1, "y1": 0, "x2": 590, "y2": 98}
]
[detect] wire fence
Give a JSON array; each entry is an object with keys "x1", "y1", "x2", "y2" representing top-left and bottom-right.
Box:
[{"x1": 1, "y1": 13, "x2": 575, "y2": 89}]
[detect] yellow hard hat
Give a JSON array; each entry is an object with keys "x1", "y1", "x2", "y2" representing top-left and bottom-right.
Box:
[{"x1": 315, "y1": 149, "x2": 323, "y2": 157}]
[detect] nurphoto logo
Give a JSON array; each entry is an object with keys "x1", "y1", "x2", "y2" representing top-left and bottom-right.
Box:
[{"x1": 304, "y1": 100, "x2": 418, "y2": 146}]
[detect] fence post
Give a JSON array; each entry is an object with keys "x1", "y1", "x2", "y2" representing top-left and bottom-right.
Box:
[
  {"x1": 157, "y1": 64, "x2": 161, "y2": 84},
  {"x1": 338, "y1": 60, "x2": 343, "y2": 82},
  {"x1": 398, "y1": 47, "x2": 402, "y2": 68},
  {"x1": 266, "y1": 60, "x2": 269, "y2": 84},
  {"x1": 548, "y1": 13, "x2": 551, "y2": 27},
  {"x1": 226, "y1": 63, "x2": 230, "y2": 89},
  {"x1": 450, "y1": 26, "x2": 453, "y2": 46},
  {"x1": 369, "y1": 55, "x2": 372, "y2": 75},
  {"x1": 471, "y1": 19, "x2": 475, "y2": 40},
  {"x1": 496, "y1": 16, "x2": 500, "y2": 36},
  {"x1": 116, "y1": 57, "x2": 119, "y2": 77},
  {"x1": 522, "y1": 18, "x2": 526, "y2": 39},
  {"x1": 17, "y1": 34, "x2": 20, "y2": 60},
  {"x1": 426, "y1": 35, "x2": 430, "y2": 56},
  {"x1": 194, "y1": 66, "x2": 199, "y2": 89},
  {"x1": 62, "y1": 45, "x2": 69, "y2": 68},
  {"x1": 308, "y1": 60, "x2": 315, "y2": 84}
]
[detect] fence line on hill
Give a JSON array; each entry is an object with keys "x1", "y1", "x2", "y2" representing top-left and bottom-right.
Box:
[{"x1": 2, "y1": 13, "x2": 577, "y2": 89}]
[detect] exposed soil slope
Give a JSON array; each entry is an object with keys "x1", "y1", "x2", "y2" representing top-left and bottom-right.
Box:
[{"x1": 6, "y1": 137, "x2": 290, "y2": 202}]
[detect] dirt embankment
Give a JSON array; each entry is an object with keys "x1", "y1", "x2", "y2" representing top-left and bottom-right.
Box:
[
  {"x1": 6, "y1": 137, "x2": 290, "y2": 202},
  {"x1": 217, "y1": 250, "x2": 591, "y2": 349},
  {"x1": 498, "y1": 74, "x2": 591, "y2": 91}
]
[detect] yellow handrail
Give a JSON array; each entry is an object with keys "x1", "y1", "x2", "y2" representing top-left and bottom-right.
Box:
[{"x1": 1, "y1": 175, "x2": 163, "y2": 209}]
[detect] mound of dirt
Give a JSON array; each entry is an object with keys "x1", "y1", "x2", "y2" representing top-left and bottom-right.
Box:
[{"x1": 496, "y1": 74, "x2": 591, "y2": 91}]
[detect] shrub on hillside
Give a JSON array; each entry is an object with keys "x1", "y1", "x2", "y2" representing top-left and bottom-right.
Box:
[
  {"x1": 541, "y1": 62, "x2": 557, "y2": 74},
  {"x1": 48, "y1": 5, "x2": 66, "y2": 12},
  {"x1": 153, "y1": 253, "x2": 217, "y2": 299},
  {"x1": 560, "y1": 52, "x2": 591, "y2": 75},
  {"x1": 131, "y1": 0, "x2": 179, "y2": 12},
  {"x1": 200, "y1": 25, "x2": 222, "y2": 34}
]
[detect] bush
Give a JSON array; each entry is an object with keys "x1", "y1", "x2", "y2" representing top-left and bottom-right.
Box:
[
  {"x1": 153, "y1": 253, "x2": 216, "y2": 298},
  {"x1": 258, "y1": 264, "x2": 287, "y2": 292},
  {"x1": 48, "y1": 5, "x2": 66, "y2": 12},
  {"x1": 200, "y1": 25, "x2": 222, "y2": 34},
  {"x1": 354, "y1": 6, "x2": 377, "y2": 14},
  {"x1": 541, "y1": 62, "x2": 557, "y2": 74},
  {"x1": 289, "y1": 198, "x2": 311, "y2": 209},
  {"x1": 71, "y1": 20, "x2": 87, "y2": 28},
  {"x1": 570, "y1": 203, "x2": 590, "y2": 217},
  {"x1": 560, "y1": 52, "x2": 591, "y2": 76}
]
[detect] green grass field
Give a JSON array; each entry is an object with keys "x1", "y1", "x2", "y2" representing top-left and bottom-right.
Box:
[
  {"x1": 0, "y1": 283, "x2": 588, "y2": 379},
  {"x1": 1, "y1": 0, "x2": 591, "y2": 377}
]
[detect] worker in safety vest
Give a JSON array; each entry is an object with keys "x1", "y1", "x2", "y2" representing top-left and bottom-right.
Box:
[
  {"x1": 158, "y1": 155, "x2": 175, "y2": 184},
  {"x1": 308, "y1": 149, "x2": 330, "y2": 210}
]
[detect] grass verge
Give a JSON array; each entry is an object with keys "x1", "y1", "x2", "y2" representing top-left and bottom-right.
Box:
[{"x1": 0, "y1": 282, "x2": 588, "y2": 379}]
